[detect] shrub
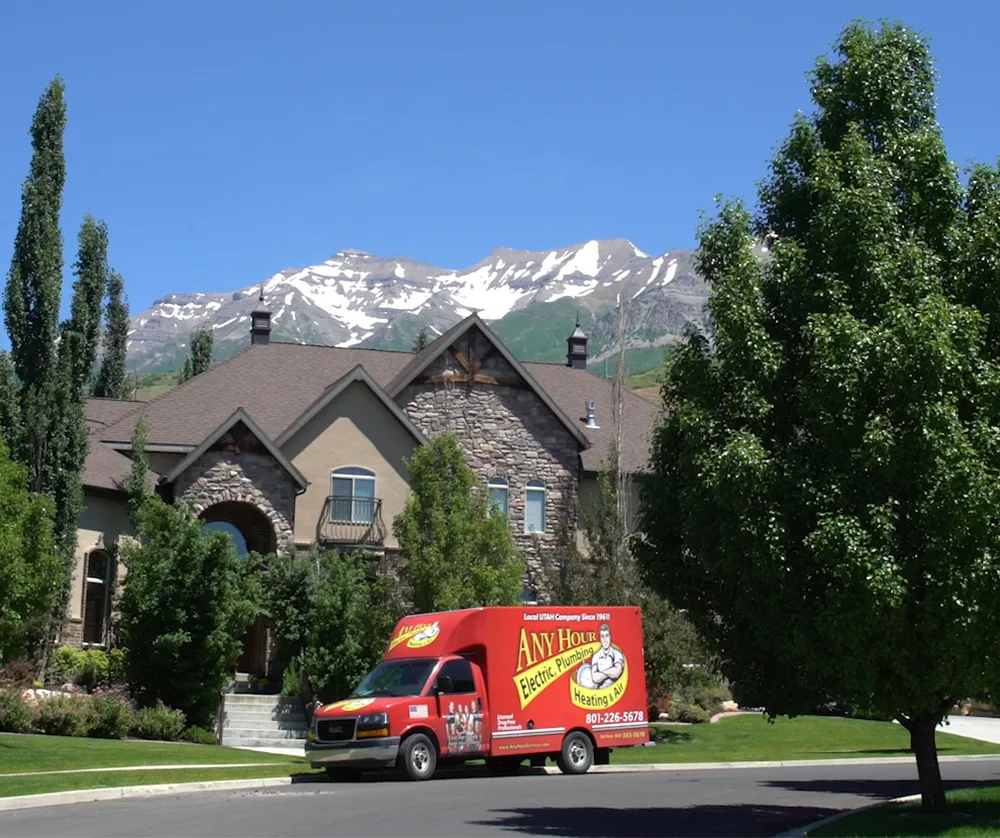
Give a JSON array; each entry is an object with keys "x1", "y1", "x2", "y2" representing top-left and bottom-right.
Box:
[
  {"x1": 0, "y1": 658, "x2": 38, "y2": 689},
  {"x1": 133, "y1": 702, "x2": 185, "y2": 741},
  {"x1": 49, "y1": 647, "x2": 110, "y2": 689},
  {"x1": 34, "y1": 695, "x2": 92, "y2": 737},
  {"x1": 668, "y1": 679, "x2": 733, "y2": 724},
  {"x1": 181, "y1": 726, "x2": 217, "y2": 745},
  {"x1": 0, "y1": 687, "x2": 33, "y2": 733},
  {"x1": 107, "y1": 648, "x2": 127, "y2": 686},
  {"x1": 88, "y1": 687, "x2": 135, "y2": 739}
]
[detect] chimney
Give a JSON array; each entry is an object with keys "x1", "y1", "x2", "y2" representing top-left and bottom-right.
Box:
[
  {"x1": 566, "y1": 316, "x2": 588, "y2": 370},
  {"x1": 585, "y1": 401, "x2": 599, "y2": 429},
  {"x1": 250, "y1": 286, "x2": 271, "y2": 346}
]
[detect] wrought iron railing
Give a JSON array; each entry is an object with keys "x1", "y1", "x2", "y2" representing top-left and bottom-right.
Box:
[{"x1": 316, "y1": 496, "x2": 386, "y2": 546}]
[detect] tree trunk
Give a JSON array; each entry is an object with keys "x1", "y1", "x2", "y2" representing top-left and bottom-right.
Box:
[{"x1": 909, "y1": 712, "x2": 948, "y2": 813}]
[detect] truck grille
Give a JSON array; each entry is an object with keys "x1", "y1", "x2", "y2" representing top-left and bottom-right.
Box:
[{"x1": 317, "y1": 718, "x2": 356, "y2": 742}]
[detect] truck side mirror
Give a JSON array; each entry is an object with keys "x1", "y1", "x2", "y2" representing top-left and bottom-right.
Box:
[{"x1": 435, "y1": 675, "x2": 453, "y2": 694}]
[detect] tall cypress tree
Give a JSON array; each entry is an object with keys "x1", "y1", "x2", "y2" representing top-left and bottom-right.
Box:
[
  {"x1": 190, "y1": 327, "x2": 213, "y2": 376},
  {"x1": 93, "y1": 269, "x2": 130, "y2": 399},
  {"x1": 4, "y1": 77, "x2": 66, "y2": 493},
  {"x1": 67, "y1": 215, "x2": 109, "y2": 393}
]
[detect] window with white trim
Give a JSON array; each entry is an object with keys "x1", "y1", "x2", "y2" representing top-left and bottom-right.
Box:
[
  {"x1": 331, "y1": 467, "x2": 376, "y2": 524},
  {"x1": 83, "y1": 550, "x2": 112, "y2": 646},
  {"x1": 487, "y1": 477, "x2": 508, "y2": 518},
  {"x1": 525, "y1": 480, "x2": 546, "y2": 534}
]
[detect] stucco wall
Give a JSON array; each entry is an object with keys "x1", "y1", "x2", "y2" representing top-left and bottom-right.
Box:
[
  {"x1": 282, "y1": 380, "x2": 419, "y2": 549},
  {"x1": 575, "y1": 474, "x2": 643, "y2": 555}
]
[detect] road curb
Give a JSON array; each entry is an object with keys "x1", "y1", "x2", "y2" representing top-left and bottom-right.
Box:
[
  {"x1": 774, "y1": 793, "x2": 921, "y2": 837},
  {"x1": 0, "y1": 777, "x2": 294, "y2": 813},
  {"x1": 541, "y1": 753, "x2": 1000, "y2": 774}
]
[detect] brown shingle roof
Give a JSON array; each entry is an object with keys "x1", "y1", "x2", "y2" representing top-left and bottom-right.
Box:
[
  {"x1": 84, "y1": 397, "x2": 142, "y2": 431},
  {"x1": 82, "y1": 433, "x2": 160, "y2": 492},
  {"x1": 97, "y1": 345, "x2": 413, "y2": 447},
  {"x1": 523, "y1": 362, "x2": 658, "y2": 474},
  {"x1": 94, "y1": 336, "x2": 658, "y2": 475}
]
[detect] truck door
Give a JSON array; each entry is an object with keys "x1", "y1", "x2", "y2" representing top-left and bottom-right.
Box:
[{"x1": 434, "y1": 658, "x2": 489, "y2": 757}]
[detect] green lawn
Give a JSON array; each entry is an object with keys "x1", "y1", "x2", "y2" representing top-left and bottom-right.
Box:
[
  {"x1": 0, "y1": 732, "x2": 304, "y2": 775},
  {"x1": 611, "y1": 715, "x2": 1000, "y2": 764},
  {"x1": 1, "y1": 764, "x2": 319, "y2": 799},
  {"x1": 811, "y1": 784, "x2": 1000, "y2": 836}
]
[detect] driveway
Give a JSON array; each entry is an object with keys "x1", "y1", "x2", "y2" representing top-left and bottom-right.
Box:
[{"x1": 2, "y1": 758, "x2": 1000, "y2": 837}]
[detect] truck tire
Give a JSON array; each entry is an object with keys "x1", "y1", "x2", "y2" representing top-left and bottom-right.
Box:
[
  {"x1": 556, "y1": 731, "x2": 593, "y2": 775},
  {"x1": 398, "y1": 733, "x2": 437, "y2": 781}
]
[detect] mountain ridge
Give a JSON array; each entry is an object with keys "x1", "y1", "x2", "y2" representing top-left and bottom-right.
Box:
[{"x1": 125, "y1": 238, "x2": 714, "y2": 378}]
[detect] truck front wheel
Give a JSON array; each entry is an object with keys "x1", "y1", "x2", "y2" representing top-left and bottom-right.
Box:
[
  {"x1": 556, "y1": 731, "x2": 593, "y2": 775},
  {"x1": 398, "y1": 733, "x2": 437, "y2": 781}
]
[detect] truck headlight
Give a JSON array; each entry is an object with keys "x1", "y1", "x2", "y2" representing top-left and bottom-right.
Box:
[{"x1": 356, "y1": 712, "x2": 389, "y2": 738}]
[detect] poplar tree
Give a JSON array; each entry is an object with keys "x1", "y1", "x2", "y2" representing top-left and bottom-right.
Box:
[
  {"x1": 67, "y1": 215, "x2": 108, "y2": 392},
  {"x1": 93, "y1": 269, "x2": 130, "y2": 400},
  {"x1": 4, "y1": 77, "x2": 66, "y2": 492},
  {"x1": 190, "y1": 327, "x2": 213, "y2": 376}
]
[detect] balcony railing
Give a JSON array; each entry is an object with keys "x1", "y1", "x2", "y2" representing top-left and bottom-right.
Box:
[{"x1": 316, "y1": 496, "x2": 386, "y2": 546}]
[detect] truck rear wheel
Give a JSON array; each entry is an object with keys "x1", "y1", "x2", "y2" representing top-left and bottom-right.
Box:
[
  {"x1": 398, "y1": 733, "x2": 437, "y2": 781},
  {"x1": 556, "y1": 731, "x2": 593, "y2": 775}
]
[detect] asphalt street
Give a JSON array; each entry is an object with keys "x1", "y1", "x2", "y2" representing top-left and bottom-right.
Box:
[{"x1": 3, "y1": 758, "x2": 1000, "y2": 838}]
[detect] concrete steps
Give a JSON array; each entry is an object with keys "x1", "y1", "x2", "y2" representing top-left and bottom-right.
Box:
[{"x1": 219, "y1": 693, "x2": 309, "y2": 749}]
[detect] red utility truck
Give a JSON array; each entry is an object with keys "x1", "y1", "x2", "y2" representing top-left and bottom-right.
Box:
[{"x1": 306, "y1": 605, "x2": 649, "y2": 780}]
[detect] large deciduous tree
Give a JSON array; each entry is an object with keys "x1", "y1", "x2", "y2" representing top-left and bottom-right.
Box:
[
  {"x1": 637, "y1": 20, "x2": 1000, "y2": 813},
  {"x1": 93, "y1": 269, "x2": 130, "y2": 400},
  {"x1": 393, "y1": 433, "x2": 525, "y2": 612}
]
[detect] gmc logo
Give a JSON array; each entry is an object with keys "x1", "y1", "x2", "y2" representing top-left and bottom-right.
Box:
[{"x1": 330, "y1": 725, "x2": 343, "y2": 733}]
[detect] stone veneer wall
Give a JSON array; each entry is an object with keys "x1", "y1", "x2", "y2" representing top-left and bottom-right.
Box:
[
  {"x1": 397, "y1": 362, "x2": 580, "y2": 593},
  {"x1": 172, "y1": 451, "x2": 297, "y2": 546}
]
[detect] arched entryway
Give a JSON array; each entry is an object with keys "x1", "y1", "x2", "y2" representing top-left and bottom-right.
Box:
[
  {"x1": 199, "y1": 501, "x2": 278, "y2": 556},
  {"x1": 199, "y1": 501, "x2": 278, "y2": 684}
]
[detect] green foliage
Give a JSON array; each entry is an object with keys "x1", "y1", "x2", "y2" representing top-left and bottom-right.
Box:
[
  {"x1": 181, "y1": 725, "x2": 218, "y2": 745},
  {"x1": 67, "y1": 215, "x2": 109, "y2": 393},
  {"x1": 491, "y1": 299, "x2": 601, "y2": 364},
  {"x1": 4, "y1": 77, "x2": 66, "y2": 489},
  {"x1": 178, "y1": 356, "x2": 192, "y2": 384},
  {"x1": 412, "y1": 326, "x2": 430, "y2": 352},
  {"x1": 0, "y1": 435, "x2": 58, "y2": 663},
  {"x1": 268, "y1": 548, "x2": 402, "y2": 704},
  {"x1": 393, "y1": 433, "x2": 525, "y2": 612},
  {"x1": 190, "y1": 327, "x2": 214, "y2": 377},
  {"x1": 117, "y1": 496, "x2": 257, "y2": 727},
  {"x1": 34, "y1": 695, "x2": 92, "y2": 737},
  {"x1": 49, "y1": 646, "x2": 110, "y2": 689},
  {"x1": 637, "y1": 19, "x2": 1000, "y2": 812},
  {"x1": 0, "y1": 687, "x2": 34, "y2": 732},
  {"x1": 93, "y1": 269, "x2": 130, "y2": 400},
  {"x1": 132, "y1": 701, "x2": 186, "y2": 741},
  {"x1": 88, "y1": 686, "x2": 136, "y2": 739},
  {"x1": 666, "y1": 677, "x2": 733, "y2": 724},
  {"x1": 0, "y1": 352, "x2": 21, "y2": 449},
  {"x1": 123, "y1": 420, "x2": 151, "y2": 529}
]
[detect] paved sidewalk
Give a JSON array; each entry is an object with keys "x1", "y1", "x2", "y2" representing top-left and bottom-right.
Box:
[
  {"x1": 938, "y1": 714, "x2": 1000, "y2": 744},
  {"x1": 234, "y1": 745, "x2": 307, "y2": 758}
]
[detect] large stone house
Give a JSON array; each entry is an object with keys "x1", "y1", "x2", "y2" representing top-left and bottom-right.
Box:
[{"x1": 66, "y1": 306, "x2": 658, "y2": 676}]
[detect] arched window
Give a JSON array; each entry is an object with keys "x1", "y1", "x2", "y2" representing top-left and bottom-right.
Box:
[
  {"x1": 331, "y1": 467, "x2": 376, "y2": 524},
  {"x1": 525, "y1": 480, "x2": 546, "y2": 534},
  {"x1": 487, "y1": 477, "x2": 508, "y2": 518},
  {"x1": 201, "y1": 521, "x2": 249, "y2": 556},
  {"x1": 83, "y1": 550, "x2": 112, "y2": 646}
]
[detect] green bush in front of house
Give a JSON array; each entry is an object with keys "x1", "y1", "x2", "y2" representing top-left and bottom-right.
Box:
[
  {"x1": 117, "y1": 496, "x2": 259, "y2": 729},
  {"x1": 133, "y1": 701, "x2": 186, "y2": 741},
  {"x1": 0, "y1": 686, "x2": 34, "y2": 733}
]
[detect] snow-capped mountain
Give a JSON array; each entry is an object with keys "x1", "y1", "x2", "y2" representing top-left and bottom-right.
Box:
[{"x1": 126, "y1": 238, "x2": 710, "y2": 375}]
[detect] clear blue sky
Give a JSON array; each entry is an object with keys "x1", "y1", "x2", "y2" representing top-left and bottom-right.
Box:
[{"x1": 1, "y1": 0, "x2": 997, "y2": 324}]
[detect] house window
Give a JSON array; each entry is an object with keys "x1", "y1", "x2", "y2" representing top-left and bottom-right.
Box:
[
  {"x1": 83, "y1": 550, "x2": 112, "y2": 646},
  {"x1": 331, "y1": 467, "x2": 376, "y2": 524},
  {"x1": 525, "y1": 480, "x2": 546, "y2": 534},
  {"x1": 487, "y1": 477, "x2": 508, "y2": 517}
]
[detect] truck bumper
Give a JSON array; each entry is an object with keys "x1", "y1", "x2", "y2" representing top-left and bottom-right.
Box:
[{"x1": 305, "y1": 736, "x2": 401, "y2": 769}]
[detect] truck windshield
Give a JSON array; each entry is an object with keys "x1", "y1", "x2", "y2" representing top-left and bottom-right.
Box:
[{"x1": 350, "y1": 659, "x2": 437, "y2": 698}]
